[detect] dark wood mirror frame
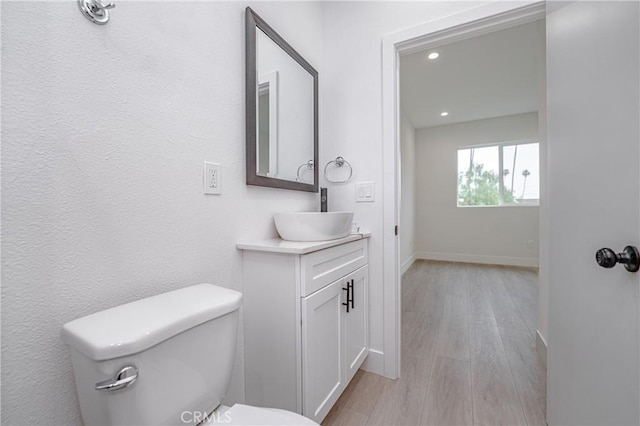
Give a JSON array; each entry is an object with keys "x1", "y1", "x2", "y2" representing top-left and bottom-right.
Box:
[{"x1": 245, "y1": 7, "x2": 319, "y2": 193}]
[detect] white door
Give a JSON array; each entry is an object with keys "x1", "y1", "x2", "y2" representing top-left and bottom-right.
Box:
[
  {"x1": 547, "y1": 2, "x2": 639, "y2": 425},
  {"x1": 344, "y1": 266, "x2": 369, "y2": 382},
  {"x1": 301, "y1": 280, "x2": 344, "y2": 423}
]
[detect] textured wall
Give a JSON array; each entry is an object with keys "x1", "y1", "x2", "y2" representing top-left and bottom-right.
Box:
[{"x1": 1, "y1": 2, "x2": 322, "y2": 424}]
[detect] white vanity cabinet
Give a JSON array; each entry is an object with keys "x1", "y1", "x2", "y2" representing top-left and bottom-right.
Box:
[{"x1": 237, "y1": 235, "x2": 369, "y2": 424}]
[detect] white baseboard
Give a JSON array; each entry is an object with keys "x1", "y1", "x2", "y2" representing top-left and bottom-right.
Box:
[
  {"x1": 401, "y1": 254, "x2": 417, "y2": 274},
  {"x1": 416, "y1": 251, "x2": 539, "y2": 268},
  {"x1": 536, "y1": 330, "x2": 547, "y2": 366},
  {"x1": 361, "y1": 349, "x2": 384, "y2": 376}
]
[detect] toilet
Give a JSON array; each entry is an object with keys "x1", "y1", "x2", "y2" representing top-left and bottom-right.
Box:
[{"x1": 61, "y1": 284, "x2": 317, "y2": 425}]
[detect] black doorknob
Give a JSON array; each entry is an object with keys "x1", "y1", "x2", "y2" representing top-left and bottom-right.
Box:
[{"x1": 595, "y1": 246, "x2": 640, "y2": 272}]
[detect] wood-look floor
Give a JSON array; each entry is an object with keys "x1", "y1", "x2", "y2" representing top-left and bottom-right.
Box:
[{"x1": 322, "y1": 260, "x2": 546, "y2": 426}]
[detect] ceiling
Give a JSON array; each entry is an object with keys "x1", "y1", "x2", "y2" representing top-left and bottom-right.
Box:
[{"x1": 400, "y1": 21, "x2": 542, "y2": 129}]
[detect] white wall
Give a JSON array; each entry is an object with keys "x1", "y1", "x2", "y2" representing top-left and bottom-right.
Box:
[
  {"x1": 415, "y1": 112, "x2": 539, "y2": 266},
  {"x1": 1, "y1": 2, "x2": 322, "y2": 424},
  {"x1": 400, "y1": 112, "x2": 416, "y2": 272},
  {"x1": 320, "y1": 0, "x2": 492, "y2": 373}
]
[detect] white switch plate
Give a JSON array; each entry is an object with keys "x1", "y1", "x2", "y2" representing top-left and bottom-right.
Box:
[
  {"x1": 355, "y1": 181, "x2": 375, "y2": 202},
  {"x1": 203, "y1": 162, "x2": 221, "y2": 195}
]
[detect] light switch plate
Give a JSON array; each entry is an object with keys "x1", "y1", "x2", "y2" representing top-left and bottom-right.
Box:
[
  {"x1": 355, "y1": 181, "x2": 375, "y2": 202},
  {"x1": 203, "y1": 162, "x2": 221, "y2": 195}
]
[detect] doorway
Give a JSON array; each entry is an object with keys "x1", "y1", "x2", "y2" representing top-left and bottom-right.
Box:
[
  {"x1": 380, "y1": 0, "x2": 547, "y2": 385},
  {"x1": 376, "y1": 2, "x2": 639, "y2": 425}
]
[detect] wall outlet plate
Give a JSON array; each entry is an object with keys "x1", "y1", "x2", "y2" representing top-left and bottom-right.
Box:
[{"x1": 204, "y1": 162, "x2": 221, "y2": 195}]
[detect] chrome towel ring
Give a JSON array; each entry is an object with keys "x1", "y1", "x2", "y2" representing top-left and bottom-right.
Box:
[{"x1": 324, "y1": 156, "x2": 353, "y2": 184}]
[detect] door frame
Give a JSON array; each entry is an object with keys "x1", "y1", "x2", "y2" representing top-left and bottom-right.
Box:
[{"x1": 381, "y1": 0, "x2": 546, "y2": 379}]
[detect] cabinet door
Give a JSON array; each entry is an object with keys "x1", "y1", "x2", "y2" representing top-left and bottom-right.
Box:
[
  {"x1": 301, "y1": 280, "x2": 344, "y2": 423},
  {"x1": 343, "y1": 265, "x2": 369, "y2": 382}
]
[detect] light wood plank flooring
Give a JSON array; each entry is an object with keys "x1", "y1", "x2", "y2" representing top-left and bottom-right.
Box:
[{"x1": 322, "y1": 261, "x2": 546, "y2": 426}]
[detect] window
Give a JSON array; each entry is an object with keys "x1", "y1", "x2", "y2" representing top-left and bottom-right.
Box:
[{"x1": 457, "y1": 141, "x2": 539, "y2": 207}]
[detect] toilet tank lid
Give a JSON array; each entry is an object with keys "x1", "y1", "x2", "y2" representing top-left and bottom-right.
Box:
[{"x1": 61, "y1": 284, "x2": 242, "y2": 361}]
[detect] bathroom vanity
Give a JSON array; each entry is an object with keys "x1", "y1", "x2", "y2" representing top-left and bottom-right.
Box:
[{"x1": 237, "y1": 234, "x2": 370, "y2": 423}]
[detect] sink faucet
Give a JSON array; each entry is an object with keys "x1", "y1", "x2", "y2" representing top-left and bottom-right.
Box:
[{"x1": 320, "y1": 187, "x2": 328, "y2": 212}]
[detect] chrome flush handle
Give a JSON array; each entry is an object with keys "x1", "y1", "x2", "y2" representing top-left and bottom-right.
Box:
[
  {"x1": 95, "y1": 365, "x2": 138, "y2": 391},
  {"x1": 92, "y1": 0, "x2": 115, "y2": 9},
  {"x1": 78, "y1": 0, "x2": 116, "y2": 25}
]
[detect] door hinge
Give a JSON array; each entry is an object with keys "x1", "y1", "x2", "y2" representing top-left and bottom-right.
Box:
[{"x1": 395, "y1": 225, "x2": 398, "y2": 236}]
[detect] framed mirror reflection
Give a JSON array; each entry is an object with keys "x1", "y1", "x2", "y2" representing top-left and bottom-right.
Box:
[{"x1": 245, "y1": 7, "x2": 319, "y2": 192}]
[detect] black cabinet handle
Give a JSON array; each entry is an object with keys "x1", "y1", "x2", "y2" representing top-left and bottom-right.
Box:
[
  {"x1": 342, "y1": 286, "x2": 350, "y2": 313},
  {"x1": 350, "y1": 279, "x2": 355, "y2": 309}
]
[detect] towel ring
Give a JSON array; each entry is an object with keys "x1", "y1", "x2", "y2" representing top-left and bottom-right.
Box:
[
  {"x1": 296, "y1": 160, "x2": 314, "y2": 182},
  {"x1": 324, "y1": 156, "x2": 353, "y2": 184}
]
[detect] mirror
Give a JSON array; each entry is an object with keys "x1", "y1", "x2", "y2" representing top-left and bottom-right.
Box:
[{"x1": 246, "y1": 7, "x2": 319, "y2": 192}]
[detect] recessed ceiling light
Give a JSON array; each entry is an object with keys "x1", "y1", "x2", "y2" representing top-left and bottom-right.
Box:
[
  {"x1": 440, "y1": 111, "x2": 449, "y2": 117},
  {"x1": 427, "y1": 52, "x2": 440, "y2": 60}
]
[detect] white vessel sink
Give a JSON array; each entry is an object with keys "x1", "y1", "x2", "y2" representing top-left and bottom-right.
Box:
[{"x1": 274, "y1": 212, "x2": 354, "y2": 242}]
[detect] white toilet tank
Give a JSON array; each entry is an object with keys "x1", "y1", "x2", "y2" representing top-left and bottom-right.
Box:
[{"x1": 61, "y1": 284, "x2": 242, "y2": 426}]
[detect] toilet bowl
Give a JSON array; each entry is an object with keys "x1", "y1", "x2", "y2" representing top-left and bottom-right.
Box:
[{"x1": 61, "y1": 284, "x2": 316, "y2": 425}]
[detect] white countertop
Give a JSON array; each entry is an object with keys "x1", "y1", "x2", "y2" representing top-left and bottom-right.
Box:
[{"x1": 236, "y1": 231, "x2": 371, "y2": 254}]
